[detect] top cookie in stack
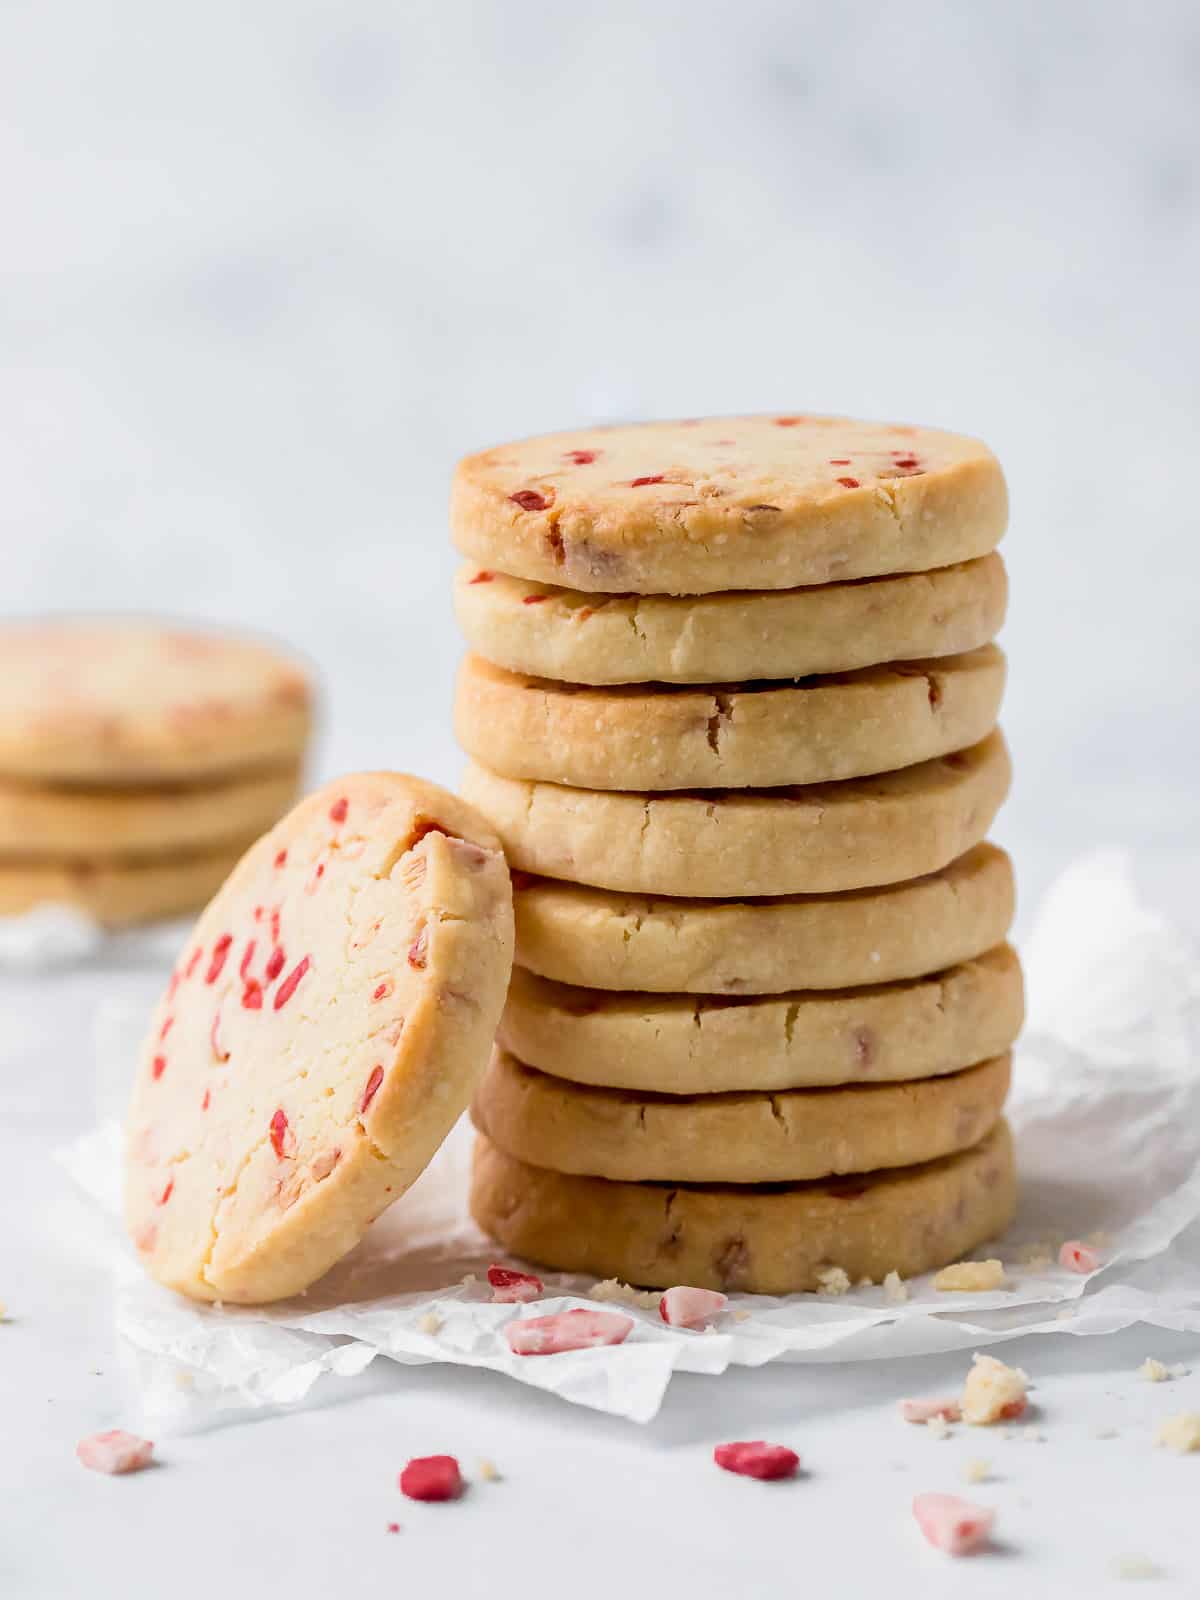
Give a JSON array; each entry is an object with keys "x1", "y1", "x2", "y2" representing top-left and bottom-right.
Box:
[
  {"x1": 453, "y1": 415, "x2": 1019, "y2": 1295},
  {"x1": 0, "y1": 621, "x2": 313, "y2": 927}
]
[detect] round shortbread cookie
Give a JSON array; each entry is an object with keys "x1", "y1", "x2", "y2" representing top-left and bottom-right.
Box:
[
  {"x1": 0, "y1": 765, "x2": 301, "y2": 860},
  {"x1": 0, "y1": 842, "x2": 256, "y2": 928},
  {"x1": 451, "y1": 416, "x2": 1007, "y2": 595},
  {"x1": 0, "y1": 620, "x2": 312, "y2": 783},
  {"x1": 461, "y1": 730, "x2": 1010, "y2": 897},
  {"x1": 470, "y1": 1120, "x2": 1017, "y2": 1293},
  {"x1": 453, "y1": 555, "x2": 1008, "y2": 685},
  {"x1": 473, "y1": 1049, "x2": 1010, "y2": 1184},
  {"x1": 124, "y1": 774, "x2": 514, "y2": 1304},
  {"x1": 455, "y1": 647, "x2": 1005, "y2": 791},
  {"x1": 500, "y1": 945, "x2": 1024, "y2": 1094},
  {"x1": 512, "y1": 842, "x2": 1015, "y2": 994}
]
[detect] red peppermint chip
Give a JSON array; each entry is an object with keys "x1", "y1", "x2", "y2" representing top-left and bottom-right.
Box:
[
  {"x1": 487, "y1": 1264, "x2": 544, "y2": 1304},
  {"x1": 912, "y1": 1492, "x2": 994, "y2": 1556},
  {"x1": 76, "y1": 1430, "x2": 155, "y2": 1476},
  {"x1": 629, "y1": 474, "x2": 665, "y2": 487},
  {"x1": 273, "y1": 954, "x2": 311, "y2": 1010},
  {"x1": 506, "y1": 1308, "x2": 632, "y2": 1355},
  {"x1": 361, "y1": 1064, "x2": 384, "y2": 1114},
  {"x1": 269, "y1": 1108, "x2": 290, "y2": 1158},
  {"x1": 205, "y1": 933, "x2": 233, "y2": 984},
  {"x1": 329, "y1": 796, "x2": 349, "y2": 824},
  {"x1": 563, "y1": 449, "x2": 598, "y2": 464},
  {"x1": 713, "y1": 1441, "x2": 799, "y2": 1481},
  {"x1": 509, "y1": 489, "x2": 549, "y2": 512},
  {"x1": 399, "y1": 1455, "x2": 463, "y2": 1502}
]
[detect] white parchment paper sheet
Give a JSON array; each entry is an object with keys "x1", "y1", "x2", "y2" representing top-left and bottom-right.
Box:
[{"x1": 55, "y1": 851, "x2": 1200, "y2": 1426}]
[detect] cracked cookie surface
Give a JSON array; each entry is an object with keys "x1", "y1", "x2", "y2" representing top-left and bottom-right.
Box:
[
  {"x1": 451, "y1": 415, "x2": 1006, "y2": 595},
  {"x1": 473, "y1": 1049, "x2": 1010, "y2": 1182},
  {"x1": 462, "y1": 731, "x2": 1010, "y2": 897},
  {"x1": 453, "y1": 555, "x2": 1007, "y2": 685},
  {"x1": 124, "y1": 773, "x2": 513, "y2": 1304},
  {"x1": 470, "y1": 1119, "x2": 1017, "y2": 1293},
  {"x1": 511, "y1": 842, "x2": 1014, "y2": 994},
  {"x1": 456, "y1": 647, "x2": 1004, "y2": 790},
  {"x1": 500, "y1": 945, "x2": 1024, "y2": 1094}
]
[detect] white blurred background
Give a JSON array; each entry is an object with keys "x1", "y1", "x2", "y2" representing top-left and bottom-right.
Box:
[{"x1": 2, "y1": 0, "x2": 1198, "y2": 925}]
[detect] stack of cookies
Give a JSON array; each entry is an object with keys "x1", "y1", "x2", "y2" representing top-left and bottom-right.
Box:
[
  {"x1": 0, "y1": 621, "x2": 312, "y2": 928},
  {"x1": 452, "y1": 415, "x2": 1022, "y2": 1293}
]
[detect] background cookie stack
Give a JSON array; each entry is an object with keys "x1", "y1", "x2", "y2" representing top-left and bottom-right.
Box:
[
  {"x1": 452, "y1": 416, "x2": 1022, "y2": 1293},
  {"x1": 0, "y1": 621, "x2": 312, "y2": 927}
]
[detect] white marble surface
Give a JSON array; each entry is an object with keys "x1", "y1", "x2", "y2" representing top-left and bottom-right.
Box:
[{"x1": 3, "y1": 2, "x2": 1200, "y2": 1592}]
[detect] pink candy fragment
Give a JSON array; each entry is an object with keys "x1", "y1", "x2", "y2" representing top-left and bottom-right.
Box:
[
  {"x1": 912, "y1": 1492, "x2": 995, "y2": 1556},
  {"x1": 1059, "y1": 1240, "x2": 1100, "y2": 1274},
  {"x1": 76, "y1": 1430, "x2": 155, "y2": 1476},
  {"x1": 505, "y1": 1308, "x2": 633, "y2": 1355},
  {"x1": 487, "y1": 1264, "x2": 544, "y2": 1304},
  {"x1": 659, "y1": 1285, "x2": 728, "y2": 1330},
  {"x1": 899, "y1": 1397, "x2": 963, "y2": 1425},
  {"x1": 713, "y1": 1441, "x2": 799, "y2": 1481}
]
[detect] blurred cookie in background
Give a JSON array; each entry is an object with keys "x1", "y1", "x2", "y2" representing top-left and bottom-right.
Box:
[{"x1": 0, "y1": 619, "x2": 314, "y2": 927}]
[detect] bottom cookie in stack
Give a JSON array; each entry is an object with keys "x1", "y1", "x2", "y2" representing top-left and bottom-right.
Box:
[{"x1": 470, "y1": 1120, "x2": 1016, "y2": 1295}]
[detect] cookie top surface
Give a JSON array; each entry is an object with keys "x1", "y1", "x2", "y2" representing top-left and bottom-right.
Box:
[
  {"x1": 0, "y1": 619, "x2": 313, "y2": 781},
  {"x1": 451, "y1": 415, "x2": 1007, "y2": 594},
  {"x1": 124, "y1": 772, "x2": 513, "y2": 1303}
]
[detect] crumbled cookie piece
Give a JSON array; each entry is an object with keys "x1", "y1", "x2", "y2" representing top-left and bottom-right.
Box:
[
  {"x1": 1014, "y1": 1241, "x2": 1053, "y2": 1269},
  {"x1": 816, "y1": 1266, "x2": 851, "y2": 1297},
  {"x1": 927, "y1": 1415, "x2": 952, "y2": 1441},
  {"x1": 589, "y1": 1278, "x2": 661, "y2": 1310},
  {"x1": 900, "y1": 1397, "x2": 962, "y2": 1425},
  {"x1": 963, "y1": 1459, "x2": 991, "y2": 1484},
  {"x1": 1155, "y1": 1413, "x2": 1200, "y2": 1454},
  {"x1": 883, "y1": 1270, "x2": 909, "y2": 1303},
  {"x1": 961, "y1": 1353, "x2": 1029, "y2": 1425},
  {"x1": 1141, "y1": 1357, "x2": 1171, "y2": 1383},
  {"x1": 477, "y1": 1458, "x2": 500, "y2": 1482},
  {"x1": 417, "y1": 1311, "x2": 443, "y2": 1335},
  {"x1": 1113, "y1": 1554, "x2": 1164, "y2": 1580},
  {"x1": 934, "y1": 1259, "x2": 1006, "y2": 1293}
]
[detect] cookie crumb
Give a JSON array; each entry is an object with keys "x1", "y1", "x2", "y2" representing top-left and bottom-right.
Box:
[
  {"x1": 589, "y1": 1278, "x2": 661, "y2": 1310},
  {"x1": 934, "y1": 1259, "x2": 1006, "y2": 1293},
  {"x1": 417, "y1": 1312, "x2": 443, "y2": 1335},
  {"x1": 477, "y1": 1458, "x2": 500, "y2": 1482},
  {"x1": 1015, "y1": 1241, "x2": 1053, "y2": 1269},
  {"x1": 459, "y1": 1274, "x2": 478, "y2": 1291},
  {"x1": 883, "y1": 1270, "x2": 909, "y2": 1303},
  {"x1": 1022, "y1": 1425, "x2": 1045, "y2": 1443},
  {"x1": 963, "y1": 1458, "x2": 991, "y2": 1484},
  {"x1": 1087, "y1": 1229, "x2": 1113, "y2": 1249},
  {"x1": 733, "y1": 1309, "x2": 752, "y2": 1323},
  {"x1": 961, "y1": 1353, "x2": 1029, "y2": 1426},
  {"x1": 1113, "y1": 1554, "x2": 1164, "y2": 1580},
  {"x1": 816, "y1": 1266, "x2": 851, "y2": 1297},
  {"x1": 1156, "y1": 1413, "x2": 1200, "y2": 1453},
  {"x1": 1140, "y1": 1357, "x2": 1171, "y2": 1382},
  {"x1": 926, "y1": 1415, "x2": 952, "y2": 1440},
  {"x1": 855, "y1": 1276, "x2": 874, "y2": 1290}
]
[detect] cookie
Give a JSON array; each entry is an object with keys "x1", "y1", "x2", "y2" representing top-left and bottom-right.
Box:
[
  {"x1": 500, "y1": 945, "x2": 1024, "y2": 1094},
  {"x1": 0, "y1": 765, "x2": 301, "y2": 860},
  {"x1": 453, "y1": 555, "x2": 1007, "y2": 686},
  {"x1": 473, "y1": 1049, "x2": 1010, "y2": 1183},
  {"x1": 455, "y1": 647, "x2": 1004, "y2": 791},
  {"x1": 0, "y1": 620, "x2": 312, "y2": 783},
  {"x1": 124, "y1": 774, "x2": 513, "y2": 1304},
  {"x1": 512, "y1": 842, "x2": 1014, "y2": 994},
  {"x1": 0, "y1": 843, "x2": 255, "y2": 928},
  {"x1": 451, "y1": 415, "x2": 1006, "y2": 595},
  {"x1": 470, "y1": 1119, "x2": 1017, "y2": 1293},
  {"x1": 461, "y1": 730, "x2": 1010, "y2": 897}
]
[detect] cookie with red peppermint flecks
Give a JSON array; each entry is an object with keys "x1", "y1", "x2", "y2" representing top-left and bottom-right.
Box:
[
  {"x1": 451, "y1": 415, "x2": 1006, "y2": 595},
  {"x1": 124, "y1": 773, "x2": 513, "y2": 1304}
]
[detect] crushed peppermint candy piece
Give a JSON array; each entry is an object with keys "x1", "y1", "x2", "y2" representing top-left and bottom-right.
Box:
[
  {"x1": 506, "y1": 1308, "x2": 633, "y2": 1356},
  {"x1": 900, "y1": 1397, "x2": 963, "y2": 1425},
  {"x1": 76, "y1": 1430, "x2": 155, "y2": 1475},
  {"x1": 713, "y1": 1441, "x2": 800, "y2": 1481},
  {"x1": 961, "y1": 1353, "x2": 1029, "y2": 1425},
  {"x1": 660, "y1": 1286, "x2": 728, "y2": 1329},
  {"x1": 487, "y1": 1264, "x2": 545, "y2": 1304},
  {"x1": 912, "y1": 1492, "x2": 995, "y2": 1555},
  {"x1": 1059, "y1": 1240, "x2": 1101, "y2": 1274},
  {"x1": 399, "y1": 1455, "x2": 463, "y2": 1501}
]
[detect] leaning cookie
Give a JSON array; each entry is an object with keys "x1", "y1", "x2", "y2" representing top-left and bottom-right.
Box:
[
  {"x1": 124, "y1": 774, "x2": 513, "y2": 1304},
  {"x1": 470, "y1": 1120, "x2": 1017, "y2": 1294}
]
